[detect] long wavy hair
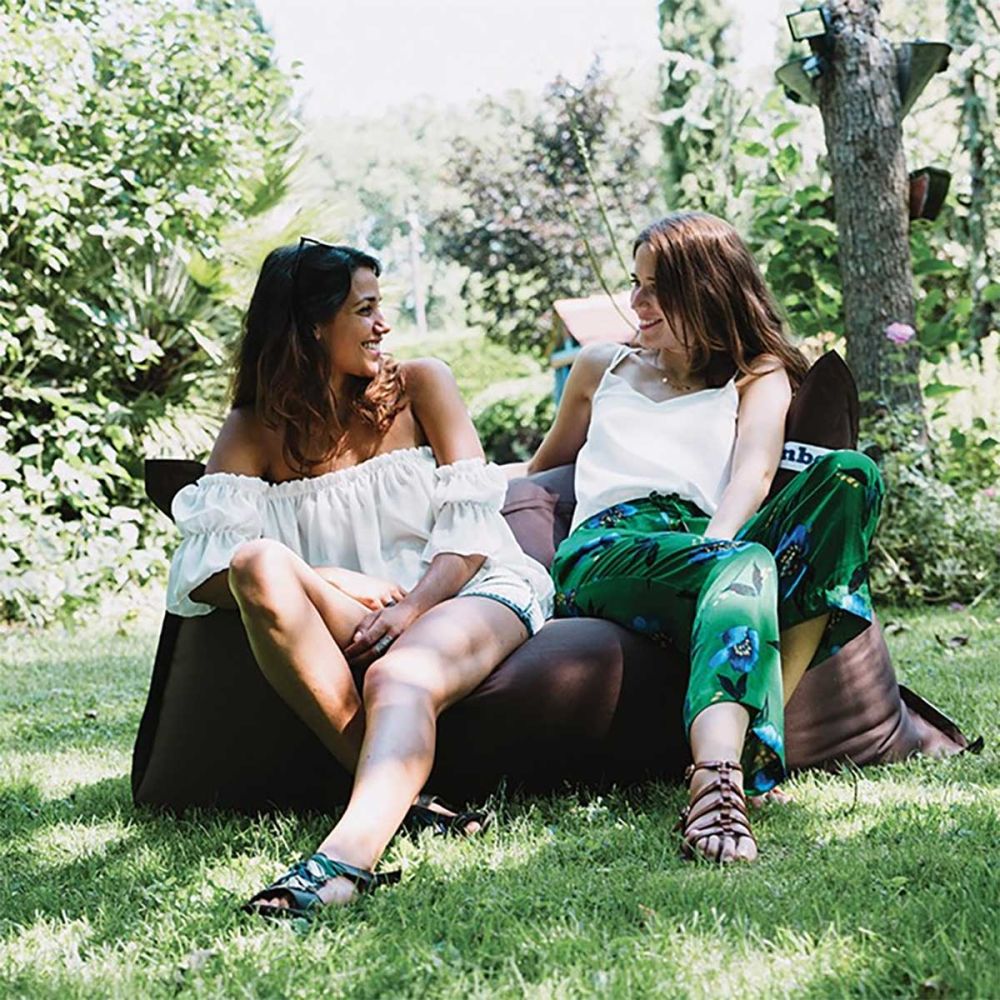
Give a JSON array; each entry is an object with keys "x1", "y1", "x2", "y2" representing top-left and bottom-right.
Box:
[
  {"x1": 633, "y1": 212, "x2": 809, "y2": 388},
  {"x1": 231, "y1": 242, "x2": 406, "y2": 474}
]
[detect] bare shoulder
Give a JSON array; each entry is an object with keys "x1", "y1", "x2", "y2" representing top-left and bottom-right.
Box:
[
  {"x1": 570, "y1": 341, "x2": 624, "y2": 395},
  {"x1": 401, "y1": 356, "x2": 462, "y2": 408},
  {"x1": 401, "y1": 356, "x2": 456, "y2": 390},
  {"x1": 204, "y1": 407, "x2": 272, "y2": 476},
  {"x1": 401, "y1": 357, "x2": 483, "y2": 463}
]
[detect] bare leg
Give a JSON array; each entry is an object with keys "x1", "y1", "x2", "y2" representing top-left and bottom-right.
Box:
[
  {"x1": 779, "y1": 613, "x2": 831, "y2": 706},
  {"x1": 229, "y1": 540, "x2": 372, "y2": 773},
  {"x1": 256, "y1": 596, "x2": 527, "y2": 909},
  {"x1": 748, "y1": 613, "x2": 831, "y2": 808},
  {"x1": 686, "y1": 702, "x2": 757, "y2": 863}
]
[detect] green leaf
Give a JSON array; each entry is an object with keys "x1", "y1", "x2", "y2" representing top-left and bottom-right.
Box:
[
  {"x1": 923, "y1": 382, "x2": 964, "y2": 398},
  {"x1": 776, "y1": 145, "x2": 801, "y2": 175},
  {"x1": 913, "y1": 257, "x2": 958, "y2": 275}
]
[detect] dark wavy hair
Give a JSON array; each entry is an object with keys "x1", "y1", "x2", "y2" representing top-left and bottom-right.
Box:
[
  {"x1": 633, "y1": 212, "x2": 808, "y2": 388},
  {"x1": 231, "y1": 242, "x2": 406, "y2": 474}
]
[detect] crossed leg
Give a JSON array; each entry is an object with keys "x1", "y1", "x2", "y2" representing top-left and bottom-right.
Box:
[
  {"x1": 291, "y1": 595, "x2": 527, "y2": 907},
  {"x1": 229, "y1": 540, "x2": 527, "y2": 910},
  {"x1": 229, "y1": 539, "x2": 371, "y2": 773}
]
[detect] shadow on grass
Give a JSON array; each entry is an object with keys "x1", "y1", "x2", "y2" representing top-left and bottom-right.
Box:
[
  {"x1": 334, "y1": 793, "x2": 1000, "y2": 996},
  {"x1": 3, "y1": 770, "x2": 999, "y2": 997},
  {"x1": 2, "y1": 774, "x2": 322, "y2": 946}
]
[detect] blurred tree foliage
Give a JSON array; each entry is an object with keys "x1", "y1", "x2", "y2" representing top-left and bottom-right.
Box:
[
  {"x1": 656, "y1": 0, "x2": 736, "y2": 210},
  {"x1": 434, "y1": 64, "x2": 662, "y2": 356},
  {"x1": 0, "y1": 0, "x2": 294, "y2": 622},
  {"x1": 298, "y1": 102, "x2": 484, "y2": 331}
]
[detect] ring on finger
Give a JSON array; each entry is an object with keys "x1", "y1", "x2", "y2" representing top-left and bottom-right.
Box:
[{"x1": 372, "y1": 634, "x2": 395, "y2": 656}]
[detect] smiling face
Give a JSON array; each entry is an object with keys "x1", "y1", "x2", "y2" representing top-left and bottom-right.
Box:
[
  {"x1": 316, "y1": 267, "x2": 390, "y2": 384},
  {"x1": 630, "y1": 242, "x2": 683, "y2": 354}
]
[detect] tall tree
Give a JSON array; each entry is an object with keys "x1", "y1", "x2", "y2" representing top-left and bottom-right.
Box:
[
  {"x1": 815, "y1": 0, "x2": 924, "y2": 425},
  {"x1": 947, "y1": 0, "x2": 1000, "y2": 346}
]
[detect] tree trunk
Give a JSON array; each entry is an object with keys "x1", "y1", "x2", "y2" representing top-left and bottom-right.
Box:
[
  {"x1": 816, "y1": 0, "x2": 925, "y2": 428},
  {"x1": 406, "y1": 205, "x2": 428, "y2": 336}
]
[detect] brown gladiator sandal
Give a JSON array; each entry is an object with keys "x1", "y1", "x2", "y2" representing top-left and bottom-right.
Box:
[{"x1": 677, "y1": 760, "x2": 758, "y2": 863}]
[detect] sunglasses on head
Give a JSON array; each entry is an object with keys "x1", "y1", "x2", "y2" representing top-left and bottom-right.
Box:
[
  {"x1": 289, "y1": 236, "x2": 337, "y2": 334},
  {"x1": 291, "y1": 235, "x2": 336, "y2": 286}
]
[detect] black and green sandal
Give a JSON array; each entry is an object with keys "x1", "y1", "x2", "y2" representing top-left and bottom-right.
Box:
[
  {"x1": 403, "y1": 794, "x2": 495, "y2": 838},
  {"x1": 243, "y1": 853, "x2": 401, "y2": 920}
]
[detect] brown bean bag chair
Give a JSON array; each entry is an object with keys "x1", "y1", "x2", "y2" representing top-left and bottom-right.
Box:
[{"x1": 132, "y1": 353, "x2": 971, "y2": 811}]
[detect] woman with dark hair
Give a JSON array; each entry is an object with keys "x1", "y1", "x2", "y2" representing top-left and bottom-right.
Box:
[
  {"x1": 516, "y1": 212, "x2": 883, "y2": 863},
  {"x1": 166, "y1": 239, "x2": 553, "y2": 916}
]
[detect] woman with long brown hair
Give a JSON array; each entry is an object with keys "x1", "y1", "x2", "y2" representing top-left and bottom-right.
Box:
[
  {"x1": 166, "y1": 239, "x2": 552, "y2": 916},
  {"x1": 517, "y1": 212, "x2": 883, "y2": 862}
]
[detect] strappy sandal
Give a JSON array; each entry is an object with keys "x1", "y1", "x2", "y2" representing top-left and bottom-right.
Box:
[
  {"x1": 242, "y1": 853, "x2": 401, "y2": 920},
  {"x1": 677, "y1": 759, "x2": 758, "y2": 863},
  {"x1": 403, "y1": 794, "x2": 494, "y2": 838}
]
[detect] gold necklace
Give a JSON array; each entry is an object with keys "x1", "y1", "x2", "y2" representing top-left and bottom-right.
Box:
[{"x1": 641, "y1": 351, "x2": 698, "y2": 391}]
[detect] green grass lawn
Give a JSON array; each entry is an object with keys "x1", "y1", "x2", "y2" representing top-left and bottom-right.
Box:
[{"x1": 1, "y1": 602, "x2": 998, "y2": 999}]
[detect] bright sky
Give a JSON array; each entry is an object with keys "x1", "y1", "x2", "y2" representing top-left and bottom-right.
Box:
[{"x1": 255, "y1": 0, "x2": 785, "y2": 118}]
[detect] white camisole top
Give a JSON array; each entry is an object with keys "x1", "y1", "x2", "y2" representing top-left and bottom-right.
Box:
[{"x1": 570, "y1": 346, "x2": 739, "y2": 532}]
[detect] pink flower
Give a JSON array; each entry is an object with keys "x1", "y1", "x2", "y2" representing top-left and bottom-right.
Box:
[
  {"x1": 885, "y1": 322, "x2": 916, "y2": 345},
  {"x1": 984, "y1": 486, "x2": 996, "y2": 499}
]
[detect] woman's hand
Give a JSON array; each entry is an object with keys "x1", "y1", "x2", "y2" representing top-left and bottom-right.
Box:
[
  {"x1": 343, "y1": 600, "x2": 422, "y2": 667},
  {"x1": 314, "y1": 566, "x2": 407, "y2": 611}
]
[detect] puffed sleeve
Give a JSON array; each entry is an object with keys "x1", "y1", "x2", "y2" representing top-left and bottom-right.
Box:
[
  {"x1": 421, "y1": 457, "x2": 515, "y2": 564},
  {"x1": 165, "y1": 474, "x2": 267, "y2": 617}
]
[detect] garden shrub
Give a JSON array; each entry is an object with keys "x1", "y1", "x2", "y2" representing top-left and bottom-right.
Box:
[
  {"x1": 474, "y1": 393, "x2": 555, "y2": 465},
  {"x1": 872, "y1": 454, "x2": 1000, "y2": 606},
  {"x1": 0, "y1": 0, "x2": 293, "y2": 623},
  {"x1": 868, "y1": 402, "x2": 1000, "y2": 606}
]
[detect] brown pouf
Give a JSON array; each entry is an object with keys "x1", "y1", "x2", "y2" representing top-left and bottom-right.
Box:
[{"x1": 133, "y1": 470, "x2": 969, "y2": 812}]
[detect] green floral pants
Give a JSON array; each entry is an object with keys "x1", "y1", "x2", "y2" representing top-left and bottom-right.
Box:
[{"x1": 550, "y1": 450, "x2": 884, "y2": 793}]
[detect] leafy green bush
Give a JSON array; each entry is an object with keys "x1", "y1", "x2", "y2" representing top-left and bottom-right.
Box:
[
  {"x1": 0, "y1": 0, "x2": 293, "y2": 623},
  {"x1": 865, "y1": 403, "x2": 1000, "y2": 606},
  {"x1": 872, "y1": 454, "x2": 1000, "y2": 606},
  {"x1": 391, "y1": 332, "x2": 542, "y2": 404},
  {"x1": 474, "y1": 394, "x2": 555, "y2": 465}
]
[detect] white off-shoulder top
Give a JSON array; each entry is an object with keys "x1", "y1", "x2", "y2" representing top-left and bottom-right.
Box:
[{"x1": 166, "y1": 446, "x2": 554, "y2": 622}]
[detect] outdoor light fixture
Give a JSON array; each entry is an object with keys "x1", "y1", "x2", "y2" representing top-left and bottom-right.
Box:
[
  {"x1": 777, "y1": 5, "x2": 833, "y2": 99},
  {"x1": 776, "y1": 8, "x2": 951, "y2": 121},
  {"x1": 801, "y1": 55, "x2": 823, "y2": 81},
  {"x1": 786, "y1": 6, "x2": 831, "y2": 45}
]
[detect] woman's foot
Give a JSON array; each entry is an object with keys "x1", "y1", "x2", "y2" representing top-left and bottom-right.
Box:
[
  {"x1": 749, "y1": 785, "x2": 792, "y2": 809},
  {"x1": 243, "y1": 853, "x2": 399, "y2": 919},
  {"x1": 679, "y1": 760, "x2": 758, "y2": 863},
  {"x1": 404, "y1": 794, "x2": 492, "y2": 837}
]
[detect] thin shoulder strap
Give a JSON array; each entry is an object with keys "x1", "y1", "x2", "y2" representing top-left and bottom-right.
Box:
[{"x1": 608, "y1": 343, "x2": 636, "y2": 372}]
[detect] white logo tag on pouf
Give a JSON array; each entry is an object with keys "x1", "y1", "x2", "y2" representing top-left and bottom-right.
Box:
[{"x1": 779, "y1": 441, "x2": 831, "y2": 473}]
